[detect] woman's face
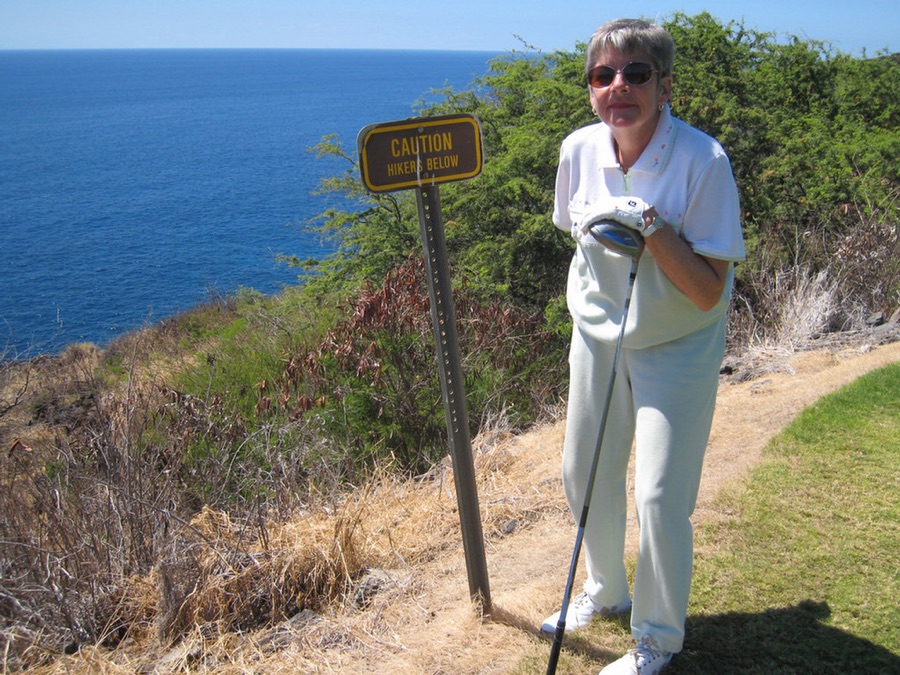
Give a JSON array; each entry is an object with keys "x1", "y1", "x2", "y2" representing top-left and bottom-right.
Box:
[{"x1": 588, "y1": 48, "x2": 671, "y2": 142}]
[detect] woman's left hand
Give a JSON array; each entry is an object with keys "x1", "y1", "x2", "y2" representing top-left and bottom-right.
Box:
[{"x1": 580, "y1": 196, "x2": 661, "y2": 238}]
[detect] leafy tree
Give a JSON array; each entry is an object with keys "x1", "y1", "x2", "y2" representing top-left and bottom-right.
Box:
[
  {"x1": 664, "y1": 12, "x2": 898, "y2": 314},
  {"x1": 301, "y1": 50, "x2": 588, "y2": 312},
  {"x1": 426, "y1": 52, "x2": 586, "y2": 309}
]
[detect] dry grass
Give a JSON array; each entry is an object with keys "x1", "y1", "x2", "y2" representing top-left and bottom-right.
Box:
[
  {"x1": 5, "y1": 417, "x2": 570, "y2": 673},
  {"x1": 3, "y1": 317, "x2": 899, "y2": 673}
]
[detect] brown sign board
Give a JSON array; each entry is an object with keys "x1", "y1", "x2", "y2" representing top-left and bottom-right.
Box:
[{"x1": 357, "y1": 114, "x2": 482, "y2": 193}]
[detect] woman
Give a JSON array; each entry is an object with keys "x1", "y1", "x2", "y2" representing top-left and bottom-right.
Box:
[{"x1": 542, "y1": 18, "x2": 745, "y2": 674}]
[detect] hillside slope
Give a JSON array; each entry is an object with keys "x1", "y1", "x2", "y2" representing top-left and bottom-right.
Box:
[{"x1": 27, "y1": 334, "x2": 900, "y2": 674}]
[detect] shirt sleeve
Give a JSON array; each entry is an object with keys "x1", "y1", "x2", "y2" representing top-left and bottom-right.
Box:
[
  {"x1": 552, "y1": 140, "x2": 574, "y2": 234},
  {"x1": 682, "y1": 152, "x2": 746, "y2": 262}
]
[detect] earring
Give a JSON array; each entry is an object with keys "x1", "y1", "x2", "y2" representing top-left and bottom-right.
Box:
[{"x1": 658, "y1": 103, "x2": 665, "y2": 112}]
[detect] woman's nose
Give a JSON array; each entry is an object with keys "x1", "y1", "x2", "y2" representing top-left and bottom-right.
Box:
[{"x1": 610, "y1": 71, "x2": 629, "y2": 88}]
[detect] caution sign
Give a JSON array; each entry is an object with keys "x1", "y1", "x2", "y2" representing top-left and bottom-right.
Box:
[{"x1": 357, "y1": 114, "x2": 482, "y2": 193}]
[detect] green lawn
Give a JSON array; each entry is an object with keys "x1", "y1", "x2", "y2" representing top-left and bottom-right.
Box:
[
  {"x1": 679, "y1": 362, "x2": 899, "y2": 673},
  {"x1": 528, "y1": 362, "x2": 899, "y2": 674}
]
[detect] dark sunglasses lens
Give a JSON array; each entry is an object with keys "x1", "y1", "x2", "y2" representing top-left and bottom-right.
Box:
[
  {"x1": 623, "y1": 63, "x2": 654, "y2": 84},
  {"x1": 588, "y1": 63, "x2": 655, "y2": 87},
  {"x1": 588, "y1": 66, "x2": 615, "y2": 87}
]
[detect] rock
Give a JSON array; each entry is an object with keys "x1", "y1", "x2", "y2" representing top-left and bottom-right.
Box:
[
  {"x1": 866, "y1": 312, "x2": 886, "y2": 327},
  {"x1": 502, "y1": 519, "x2": 519, "y2": 535},
  {"x1": 353, "y1": 569, "x2": 391, "y2": 609}
]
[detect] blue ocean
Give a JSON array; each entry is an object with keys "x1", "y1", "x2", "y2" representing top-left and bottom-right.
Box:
[{"x1": 0, "y1": 49, "x2": 498, "y2": 360}]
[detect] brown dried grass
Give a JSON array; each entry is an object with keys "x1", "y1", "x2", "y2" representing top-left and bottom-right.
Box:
[{"x1": 6, "y1": 337, "x2": 899, "y2": 674}]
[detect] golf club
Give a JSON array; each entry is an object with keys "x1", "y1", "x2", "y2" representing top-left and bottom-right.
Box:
[
  {"x1": 588, "y1": 220, "x2": 646, "y2": 260},
  {"x1": 546, "y1": 219, "x2": 644, "y2": 675}
]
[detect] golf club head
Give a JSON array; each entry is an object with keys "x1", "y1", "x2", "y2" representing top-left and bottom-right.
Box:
[{"x1": 586, "y1": 219, "x2": 645, "y2": 260}]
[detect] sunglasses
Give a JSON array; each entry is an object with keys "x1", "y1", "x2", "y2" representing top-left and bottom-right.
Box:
[{"x1": 587, "y1": 62, "x2": 657, "y2": 88}]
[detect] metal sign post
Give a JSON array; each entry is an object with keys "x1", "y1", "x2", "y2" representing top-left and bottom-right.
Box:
[{"x1": 357, "y1": 114, "x2": 490, "y2": 612}]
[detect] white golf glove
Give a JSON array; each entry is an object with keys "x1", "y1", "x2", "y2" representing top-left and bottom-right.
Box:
[{"x1": 579, "y1": 196, "x2": 662, "y2": 238}]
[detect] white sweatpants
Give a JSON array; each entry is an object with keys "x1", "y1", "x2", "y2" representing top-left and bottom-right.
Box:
[{"x1": 561, "y1": 317, "x2": 725, "y2": 654}]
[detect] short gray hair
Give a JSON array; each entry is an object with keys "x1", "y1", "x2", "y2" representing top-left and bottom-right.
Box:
[{"x1": 585, "y1": 19, "x2": 675, "y2": 78}]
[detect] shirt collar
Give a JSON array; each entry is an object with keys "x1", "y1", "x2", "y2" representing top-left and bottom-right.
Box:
[{"x1": 598, "y1": 105, "x2": 677, "y2": 175}]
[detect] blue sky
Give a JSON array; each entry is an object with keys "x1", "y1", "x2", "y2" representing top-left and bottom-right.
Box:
[{"x1": 1, "y1": 0, "x2": 896, "y2": 56}]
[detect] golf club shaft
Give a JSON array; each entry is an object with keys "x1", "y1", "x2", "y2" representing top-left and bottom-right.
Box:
[{"x1": 546, "y1": 257, "x2": 638, "y2": 675}]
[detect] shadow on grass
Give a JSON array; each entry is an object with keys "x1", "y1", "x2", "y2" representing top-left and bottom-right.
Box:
[
  {"x1": 671, "y1": 600, "x2": 899, "y2": 674},
  {"x1": 488, "y1": 603, "x2": 622, "y2": 664}
]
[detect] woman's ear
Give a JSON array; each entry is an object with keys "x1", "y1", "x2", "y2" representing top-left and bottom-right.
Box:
[
  {"x1": 658, "y1": 75, "x2": 673, "y2": 107},
  {"x1": 588, "y1": 85, "x2": 600, "y2": 116}
]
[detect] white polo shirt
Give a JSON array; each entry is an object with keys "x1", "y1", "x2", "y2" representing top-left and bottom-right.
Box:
[{"x1": 553, "y1": 106, "x2": 746, "y2": 348}]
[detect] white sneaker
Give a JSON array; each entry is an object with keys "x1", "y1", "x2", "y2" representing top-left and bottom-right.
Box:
[
  {"x1": 540, "y1": 592, "x2": 631, "y2": 633},
  {"x1": 599, "y1": 636, "x2": 673, "y2": 674}
]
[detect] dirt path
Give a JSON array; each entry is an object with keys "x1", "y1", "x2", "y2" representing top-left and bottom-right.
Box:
[{"x1": 307, "y1": 339, "x2": 900, "y2": 675}]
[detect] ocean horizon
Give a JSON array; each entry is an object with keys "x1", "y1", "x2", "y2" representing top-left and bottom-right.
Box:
[{"x1": 0, "y1": 48, "x2": 500, "y2": 360}]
